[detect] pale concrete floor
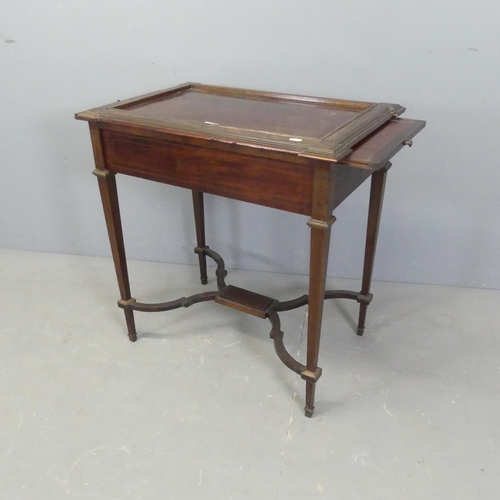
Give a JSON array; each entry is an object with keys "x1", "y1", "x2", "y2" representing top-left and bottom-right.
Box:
[{"x1": 1, "y1": 248, "x2": 499, "y2": 499}]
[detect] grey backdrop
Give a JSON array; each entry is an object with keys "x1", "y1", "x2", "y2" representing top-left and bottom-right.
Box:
[{"x1": 1, "y1": 0, "x2": 499, "y2": 289}]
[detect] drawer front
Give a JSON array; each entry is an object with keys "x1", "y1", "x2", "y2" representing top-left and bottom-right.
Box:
[{"x1": 102, "y1": 131, "x2": 314, "y2": 215}]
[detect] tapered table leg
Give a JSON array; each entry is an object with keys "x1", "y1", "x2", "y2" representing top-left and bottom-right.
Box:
[
  {"x1": 357, "y1": 163, "x2": 389, "y2": 336},
  {"x1": 90, "y1": 124, "x2": 137, "y2": 342},
  {"x1": 302, "y1": 163, "x2": 336, "y2": 417},
  {"x1": 303, "y1": 217, "x2": 334, "y2": 417},
  {"x1": 192, "y1": 190, "x2": 208, "y2": 285}
]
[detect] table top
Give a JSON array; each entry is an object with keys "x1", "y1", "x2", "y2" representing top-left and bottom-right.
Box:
[{"x1": 76, "y1": 83, "x2": 405, "y2": 161}]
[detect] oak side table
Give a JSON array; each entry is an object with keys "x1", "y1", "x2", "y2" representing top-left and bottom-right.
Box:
[{"x1": 76, "y1": 83, "x2": 425, "y2": 417}]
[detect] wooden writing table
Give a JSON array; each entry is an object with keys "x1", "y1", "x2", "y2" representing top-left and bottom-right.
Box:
[{"x1": 76, "y1": 83, "x2": 425, "y2": 417}]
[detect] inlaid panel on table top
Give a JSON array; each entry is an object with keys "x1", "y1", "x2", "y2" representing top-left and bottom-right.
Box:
[{"x1": 75, "y1": 83, "x2": 405, "y2": 161}]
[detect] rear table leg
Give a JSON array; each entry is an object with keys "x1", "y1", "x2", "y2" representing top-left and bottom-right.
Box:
[
  {"x1": 357, "y1": 163, "x2": 389, "y2": 336},
  {"x1": 192, "y1": 190, "x2": 208, "y2": 285}
]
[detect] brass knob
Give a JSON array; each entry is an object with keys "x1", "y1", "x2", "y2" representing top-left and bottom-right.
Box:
[{"x1": 404, "y1": 140, "x2": 413, "y2": 147}]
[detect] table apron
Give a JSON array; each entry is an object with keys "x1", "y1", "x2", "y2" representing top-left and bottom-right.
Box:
[{"x1": 101, "y1": 130, "x2": 316, "y2": 216}]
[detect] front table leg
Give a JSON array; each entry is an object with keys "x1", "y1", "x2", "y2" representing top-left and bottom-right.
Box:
[
  {"x1": 302, "y1": 163, "x2": 337, "y2": 417},
  {"x1": 303, "y1": 217, "x2": 334, "y2": 417},
  {"x1": 357, "y1": 163, "x2": 389, "y2": 336},
  {"x1": 93, "y1": 169, "x2": 137, "y2": 341}
]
